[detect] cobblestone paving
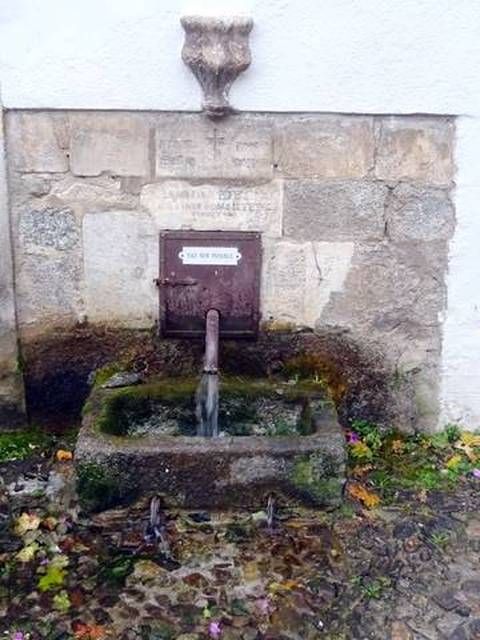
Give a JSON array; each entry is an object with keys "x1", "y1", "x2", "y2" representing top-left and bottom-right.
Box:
[{"x1": 1, "y1": 448, "x2": 479, "y2": 640}]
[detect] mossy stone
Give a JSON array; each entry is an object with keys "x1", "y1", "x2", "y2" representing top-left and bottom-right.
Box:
[
  {"x1": 76, "y1": 462, "x2": 138, "y2": 512},
  {"x1": 92, "y1": 376, "x2": 331, "y2": 438},
  {"x1": 289, "y1": 453, "x2": 342, "y2": 505}
]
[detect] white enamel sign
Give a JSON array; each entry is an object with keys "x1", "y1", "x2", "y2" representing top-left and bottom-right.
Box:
[{"x1": 179, "y1": 246, "x2": 242, "y2": 266}]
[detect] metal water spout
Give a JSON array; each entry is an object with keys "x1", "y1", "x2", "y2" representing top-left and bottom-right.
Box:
[{"x1": 196, "y1": 309, "x2": 220, "y2": 437}]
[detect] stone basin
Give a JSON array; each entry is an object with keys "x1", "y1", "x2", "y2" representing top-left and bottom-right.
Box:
[{"x1": 75, "y1": 376, "x2": 346, "y2": 512}]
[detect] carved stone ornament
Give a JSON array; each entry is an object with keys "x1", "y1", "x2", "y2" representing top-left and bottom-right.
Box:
[{"x1": 181, "y1": 15, "x2": 253, "y2": 118}]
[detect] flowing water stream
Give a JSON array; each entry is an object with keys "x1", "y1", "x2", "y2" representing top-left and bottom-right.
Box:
[
  {"x1": 195, "y1": 309, "x2": 220, "y2": 437},
  {"x1": 195, "y1": 372, "x2": 220, "y2": 437}
]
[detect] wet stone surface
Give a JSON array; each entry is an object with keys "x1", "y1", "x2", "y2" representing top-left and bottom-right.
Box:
[
  {"x1": 1, "y1": 446, "x2": 480, "y2": 640},
  {"x1": 75, "y1": 376, "x2": 345, "y2": 512}
]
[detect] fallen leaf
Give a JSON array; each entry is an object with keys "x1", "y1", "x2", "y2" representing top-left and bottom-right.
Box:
[
  {"x1": 269, "y1": 579, "x2": 299, "y2": 593},
  {"x1": 391, "y1": 439, "x2": 405, "y2": 454},
  {"x1": 445, "y1": 454, "x2": 463, "y2": 470},
  {"x1": 73, "y1": 623, "x2": 107, "y2": 640},
  {"x1": 14, "y1": 512, "x2": 41, "y2": 536},
  {"x1": 42, "y1": 516, "x2": 58, "y2": 531},
  {"x1": 347, "y1": 483, "x2": 381, "y2": 509},
  {"x1": 56, "y1": 449, "x2": 73, "y2": 462},
  {"x1": 38, "y1": 564, "x2": 66, "y2": 591},
  {"x1": 352, "y1": 464, "x2": 373, "y2": 478},
  {"x1": 460, "y1": 432, "x2": 480, "y2": 447},
  {"x1": 418, "y1": 489, "x2": 428, "y2": 503},
  {"x1": 455, "y1": 442, "x2": 478, "y2": 462},
  {"x1": 16, "y1": 542, "x2": 39, "y2": 563},
  {"x1": 53, "y1": 590, "x2": 71, "y2": 612}
]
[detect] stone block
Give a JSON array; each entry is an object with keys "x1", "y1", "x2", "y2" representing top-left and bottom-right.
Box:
[
  {"x1": 20, "y1": 175, "x2": 52, "y2": 197},
  {"x1": 261, "y1": 240, "x2": 354, "y2": 326},
  {"x1": 70, "y1": 113, "x2": 150, "y2": 177},
  {"x1": 0, "y1": 109, "x2": 26, "y2": 427},
  {"x1": 387, "y1": 183, "x2": 454, "y2": 241},
  {"x1": 141, "y1": 180, "x2": 282, "y2": 237},
  {"x1": 50, "y1": 176, "x2": 138, "y2": 210},
  {"x1": 375, "y1": 116, "x2": 455, "y2": 185},
  {"x1": 6, "y1": 112, "x2": 69, "y2": 173},
  {"x1": 284, "y1": 180, "x2": 387, "y2": 241},
  {"x1": 19, "y1": 206, "x2": 79, "y2": 252},
  {"x1": 75, "y1": 379, "x2": 345, "y2": 511},
  {"x1": 82, "y1": 210, "x2": 157, "y2": 326},
  {"x1": 274, "y1": 115, "x2": 374, "y2": 178},
  {"x1": 154, "y1": 114, "x2": 273, "y2": 180},
  {"x1": 15, "y1": 253, "x2": 83, "y2": 326},
  {"x1": 319, "y1": 240, "x2": 448, "y2": 340}
]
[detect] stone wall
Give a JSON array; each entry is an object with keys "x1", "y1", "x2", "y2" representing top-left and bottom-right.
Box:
[
  {"x1": 0, "y1": 108, "x2": 25, "y2": 426},
  {"x1": 2, "y1": 110, "x2": 455, "y2": 431}
]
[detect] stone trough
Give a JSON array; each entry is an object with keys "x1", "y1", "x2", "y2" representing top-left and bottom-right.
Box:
[{"x1": 75, "y1": 376, "x2": 346, "y2": 512}]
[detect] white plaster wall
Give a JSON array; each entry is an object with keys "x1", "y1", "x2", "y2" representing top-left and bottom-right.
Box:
[
  {"x1": 0, "y1": 0, "x2": 479, "y2": 114},
  {"x1": 1, "y1": 0, "x2": 480, "y2": 427},
  {"x1": 440, "y1": 117, "x2": 480, "y2": 429}
]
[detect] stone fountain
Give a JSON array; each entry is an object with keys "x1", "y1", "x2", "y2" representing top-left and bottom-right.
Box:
[
  {"x1": 75, "y1": 230, "x2": 345, "y2": 512},
  {"x1": 74, "y1": 17, "x2": 345, "y2": 513}
]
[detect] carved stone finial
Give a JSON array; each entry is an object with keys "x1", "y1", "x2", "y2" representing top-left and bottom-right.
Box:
[{"x1": 181, "y1": 15, "x2": 253, "y2": 119}]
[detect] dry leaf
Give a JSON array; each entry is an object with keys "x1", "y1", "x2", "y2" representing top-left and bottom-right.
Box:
[
  {"x1": 445, "y1": 454, "x2": 463, "y2": 470},
  {"x1": 16, "y1": 542, "x2": 39, "y2": 563},
  {"x1": 14, "y1": 512, "x2": 41, "y2": 536},
  {"x1": 391, "y1": 439, "x2": 405, "y2": 454},
  {"x1": 347, "y1": 483, "x2": 381, "y2": 509},
  {"x1": 352, "y1": 464, "x2": 373, "y2": 478},
  {"x1": 456, "y1": 442, "x2": 478, "y2": 462},
  {"x1": 460, "y1": 432, "x2": 480, "y2": 447},
  {"x1": 56, "y1": 449, "x2": 73, "y2": 462},
  {"x1": 418, "y1": 489, "x2": 428, "y2": 503},
  {"x1": 73, "y1": 623, "x2": 108, "y2": 640}
]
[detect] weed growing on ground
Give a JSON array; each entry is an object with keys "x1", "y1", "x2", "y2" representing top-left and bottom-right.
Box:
[
  {"x1": 0, "y1": 429, "x2": 53, "y2": 462},
  {"x1": 346, "y1": 420, "x2": 480, "y2": 508},
  {"x1": 430, "y1": 530, "x2": 451, "y2": 548}
]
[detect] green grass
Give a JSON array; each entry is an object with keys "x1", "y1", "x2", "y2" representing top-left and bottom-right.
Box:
[
  {"x1": 0, "y1": 429, "x2": 53, "y2": 462},
  {"x1": 347, "y1": 420, "x2": 479, "y2": 503}
]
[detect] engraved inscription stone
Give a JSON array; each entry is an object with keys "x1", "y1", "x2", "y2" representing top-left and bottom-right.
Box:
[
  {"x1": 154, "y1": 115, "x2": 273, "y2": 179},
  {"x1": 141, "y1": 180, "x2": 282, "y2": 237}
]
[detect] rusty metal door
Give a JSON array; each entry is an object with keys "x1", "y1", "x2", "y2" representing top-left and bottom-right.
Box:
[{"x1": 159, "y1": 230, "x2": 262, "y2": 338}]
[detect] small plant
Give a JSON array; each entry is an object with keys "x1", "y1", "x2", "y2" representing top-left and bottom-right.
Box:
[
  {"x1": 267, "y1": 419, "x2": 298, "y2": 436},
  {"x1": 430, "y1": 530, "x2": 451, "y2": 548},
  {"x1": 359, "y1": 576, "x2": 392, "y2": 599},
  {"x1": 350, "y1": 420, "x2": 384, "y2": 454},
  {"x1": 337, "y1": 503, "x2": 355, "y2": 518},
  {"x1": 445, "y1": 423, "x2": 461, "y2": 443},
  {"x1": 0, "y1": 430, "x2": 52, "y2": 462}
]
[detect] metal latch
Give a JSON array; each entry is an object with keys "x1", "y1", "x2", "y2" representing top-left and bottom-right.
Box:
[{"x1": 155, "y1": 277, "x2": 198, "y2": 287}]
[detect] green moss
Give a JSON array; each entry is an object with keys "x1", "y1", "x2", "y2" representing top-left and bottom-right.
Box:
[
  {"x1": 92, "y1": 361, "x2": 128, "y2": 388},
  {"x1": 0, "y1": 429, "x2": 53, "y2": 462},
  {"x1": 261, "y1": 320, "x2": 298, "y2": 333},
  {"x1": 92, "y1": 376, "x2": 330, "y2": 437},
  {"x1": 76, "y1": 462, "x2": 137, "y2": 512},
  {"x1": 298, "y1": 400, "x2": 314, "y2": 435},
  {"x1": 98, "y1": 553, "x2": 135, "y2": 586},
  {"x1": 15, "y1": 350, "x2": 25, "y2": 374},
  {"x1": 94, "y1": 378, "x2": 197, "y2": 435},
  {"x1": 81, "y1": 400, "x2": 94, "y2": 416},
  {"x1": 289, "y1": 454, "x2": 341, "y2": 504},
  {"x1": 283, "y1": 353, "x2": 346, "y2": 404}
]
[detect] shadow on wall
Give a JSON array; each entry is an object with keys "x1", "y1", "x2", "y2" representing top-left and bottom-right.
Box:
[{"x1": 21, "y1": 323, "x2": 416, "y2": 431}]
